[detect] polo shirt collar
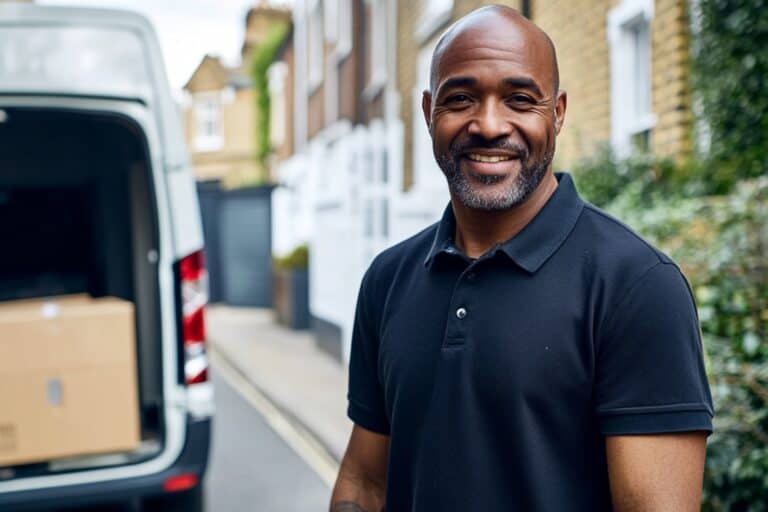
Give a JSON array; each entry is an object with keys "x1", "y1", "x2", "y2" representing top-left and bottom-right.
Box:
[{"x1": 423, "y1": 172, "x2": 584, "y2": 273}]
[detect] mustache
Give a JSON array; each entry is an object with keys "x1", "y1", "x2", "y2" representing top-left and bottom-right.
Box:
[{"x1": 449, "y1": 135, "x2": 528, "y2": 159}]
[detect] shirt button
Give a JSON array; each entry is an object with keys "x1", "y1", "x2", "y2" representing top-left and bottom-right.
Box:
[
  {"x1": 456, "y1": 307, "x2": 467, "y2": 319},
  {"x1": 466, "y1": 272, "x2": 476, "y2": 281}
]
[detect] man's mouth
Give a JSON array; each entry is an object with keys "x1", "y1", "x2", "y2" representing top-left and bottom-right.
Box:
[
  {"x1": 465, "y1": 153, "x2": 514, "y2": 163},
  {"x1": 459, "y1": 151, "x2": 521, "y2": 179}
]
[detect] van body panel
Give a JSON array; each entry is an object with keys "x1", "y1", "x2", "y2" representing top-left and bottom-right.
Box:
[
  {"x1": 165, "y1": 169, "x2": 205, "y2": 258},
  {"x1": 0, "y1": 4, "x2": 189, "y2": 168},
  {"x1": 0, "y1": 419, "x2": 210, "y2": 510},
  {"x1": 0, "y1": 97, "x2": 188, "y2": 493}
]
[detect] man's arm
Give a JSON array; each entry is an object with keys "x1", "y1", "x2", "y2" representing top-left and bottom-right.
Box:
[
  {"x1": 330, "y1": 425, "x2": 390, "y2": 512},
  {"x1": 606, "y1": 432, "x2": 708, "y2": 511}
]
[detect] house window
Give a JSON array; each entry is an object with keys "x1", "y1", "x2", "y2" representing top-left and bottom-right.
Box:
[
  {"x1": 308, "y1": 0, "x2": 324, "y2": 91},
  {"x1": 415, "y1": 0, "x2": 453, "y2": 43},
  {"x1": 325, "y1": 0, "x2": 338, "y2": 44},
  {"x1": 368, "y1": 0, "x2": 387, "y2": 90},
  {"x1": 608, "y1": 0, "x2": 655, "y2": 156},
  {"x1": 194, "y1": 93, "x2": 222, "y2": 152}
]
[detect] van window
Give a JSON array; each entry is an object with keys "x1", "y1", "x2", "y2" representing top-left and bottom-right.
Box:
[{"x1": 0, "y1": 26, "x2": 152, "y2": 98}]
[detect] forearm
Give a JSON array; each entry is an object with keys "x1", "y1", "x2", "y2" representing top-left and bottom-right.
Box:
[
  {"x1": 330, "y1": 471, "x2": 386, "y2": 512},
  {"x1": 607, "y1": 433, "x2": 706, "y2": 512},
  {"x1": 330, "y1": 502, "x2": 380, "y2": 512}
]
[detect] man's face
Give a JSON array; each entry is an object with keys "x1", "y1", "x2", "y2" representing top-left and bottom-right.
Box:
[{"x1": 424, "y1": 15, "x2": 566, "y2": 211}]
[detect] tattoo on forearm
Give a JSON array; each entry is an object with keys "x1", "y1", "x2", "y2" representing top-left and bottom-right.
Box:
[{"x1": 330, "y1": 502, "x2": 369, "y2": 512}]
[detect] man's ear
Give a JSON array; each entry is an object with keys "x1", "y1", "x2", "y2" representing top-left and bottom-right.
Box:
[
  {"x1": 421, "y1": 90, "x2": 432, "y2": 132},
  {"x1": 554, "y1": 89, "x2": 567, "y2": 135}
]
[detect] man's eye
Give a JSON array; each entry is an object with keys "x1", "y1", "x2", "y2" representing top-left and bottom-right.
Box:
[
  {"x1": 509, "y1": 94, "x2": 534, "y2": 105},
  {"x1": 446, "y1": 94, "x2": 471, "y2": 104}
]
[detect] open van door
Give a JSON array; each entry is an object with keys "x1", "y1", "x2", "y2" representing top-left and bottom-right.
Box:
[{"x1": 0, "y1": 5, "x2": 210, "y2": 511}]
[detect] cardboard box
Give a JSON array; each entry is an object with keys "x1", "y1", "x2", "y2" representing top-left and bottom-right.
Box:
[{"x1": 0, "y1": 295, "x2": 140, "y2": 466}]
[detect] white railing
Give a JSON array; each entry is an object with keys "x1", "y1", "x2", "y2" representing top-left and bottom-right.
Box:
[{"x1": 273, "y1": 118, "x2": 448, "y2": 362}]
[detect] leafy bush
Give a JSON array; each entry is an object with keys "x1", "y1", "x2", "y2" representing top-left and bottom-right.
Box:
[
  {"x1": 273, "y1": 244, "x2": 309, "y2": 271},
  {"x1": 571, "y1": 145, "x2": 685, "y2": 209},
  {"x1": 690, "y1": 0, "x2": 768, "y2": 193}
]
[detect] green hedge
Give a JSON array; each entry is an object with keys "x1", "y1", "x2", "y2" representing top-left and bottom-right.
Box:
[
  {"x1": 690, "y1": 0, "x2": 768, "y2": 193},
  {"x1": 273, "y1": 244, "x2": 309, "y2": 271},
  {"x1": 248, "y1": 21, "x2": 290, "y2": 170}
]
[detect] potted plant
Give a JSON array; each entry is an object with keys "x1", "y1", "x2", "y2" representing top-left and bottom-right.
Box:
[{"x1": 272, "y1": 244, "x2": 309, "y2": 329}]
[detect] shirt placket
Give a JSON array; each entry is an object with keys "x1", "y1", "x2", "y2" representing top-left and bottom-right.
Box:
[{"x1": 443, "y1": 260, "x2": 480, "y2": 348}]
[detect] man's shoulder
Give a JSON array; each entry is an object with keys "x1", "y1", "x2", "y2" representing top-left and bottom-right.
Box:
[
  {"x1": 575, "y1": 202, "x2": 681, "y2": 289},
  {"x1": 579, "y1": 201, "x2": 671, "y2": 259}
]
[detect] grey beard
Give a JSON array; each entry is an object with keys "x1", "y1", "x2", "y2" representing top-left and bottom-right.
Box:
[{"x1": 436, "y1": 151, "x2": 553, "y2": 211}]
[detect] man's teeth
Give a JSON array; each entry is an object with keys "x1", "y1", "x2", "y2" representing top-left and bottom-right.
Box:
[{"x1": 467, "y1": 154, "x2": 512, "y2": 163}]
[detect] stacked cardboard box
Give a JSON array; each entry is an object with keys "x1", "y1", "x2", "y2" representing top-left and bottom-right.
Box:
[{"x1": 0, "y1": 295, "x2": 139, "y2": 466}]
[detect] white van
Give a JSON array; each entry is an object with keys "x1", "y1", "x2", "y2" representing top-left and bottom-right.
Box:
[{"x1": 0, "y1": 4, "x2": 212, "y2": 511}]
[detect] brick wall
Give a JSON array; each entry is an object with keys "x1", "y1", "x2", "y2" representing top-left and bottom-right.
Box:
[
  {"x1": 533, "y1": 0, "x2": 612, "y2": 169},
  {"x1": 308, "y1": 85, "x2": 325, "y2": 139},
  {"x1": 338, "y1": 51, "x2": 358, "y2": 122},
  {"x1": 338, "y1": 0, "x2": 363, "y2": 125},
  {"x1": 350, "y1": 0, "x2": 368, "y2": 124},
  {"x1": 396, "y1": 0, "x2": 418, "y2": 190},
  {"x1": 651, "y1": 0, "x2": 692, "y2": 160}
]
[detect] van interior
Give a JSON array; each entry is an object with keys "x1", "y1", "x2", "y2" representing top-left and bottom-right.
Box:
[{"x1": 0, "y1": 107, "x2": 165, "y2": 477}]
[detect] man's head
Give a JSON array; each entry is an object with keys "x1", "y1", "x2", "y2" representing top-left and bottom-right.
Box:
[{"x1": 423, "y1": 5, "x2": 566, "y2": 211}]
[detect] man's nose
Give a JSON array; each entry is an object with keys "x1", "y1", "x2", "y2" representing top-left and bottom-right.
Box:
[{"x1": 467, "y1": 101, "x2": 513, "y2": 140}]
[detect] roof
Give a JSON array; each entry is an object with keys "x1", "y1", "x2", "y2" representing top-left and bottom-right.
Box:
[{"x1": 183, "y1": 55, "x2": 252, "y2": 92}]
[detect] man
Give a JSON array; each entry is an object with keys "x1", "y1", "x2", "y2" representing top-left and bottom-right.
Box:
[{"x1": 330, "y1": 5, "x2": 713, "y2": 511}]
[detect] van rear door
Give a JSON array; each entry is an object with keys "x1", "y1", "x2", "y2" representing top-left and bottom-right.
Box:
[{"x1": 0, "y1": 3, "x2": 189, "y2": 169}]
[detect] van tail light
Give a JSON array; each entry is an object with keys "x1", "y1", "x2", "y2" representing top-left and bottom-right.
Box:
[
  {"x1": 179, "y1": 250, "x2": 208, "y2": 385},
  {"x1": 163, "y1": 473, "x2": 199, "y2": 493}
]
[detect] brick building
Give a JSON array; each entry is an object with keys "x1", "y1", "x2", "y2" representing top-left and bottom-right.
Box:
[{"x1": 182, "y1": 4, "x2": 290, "y2": 184}]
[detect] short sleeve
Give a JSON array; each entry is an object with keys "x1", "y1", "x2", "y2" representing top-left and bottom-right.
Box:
[
  {"x1": 347, "y1": 265, "x2": 390, "y2": 435},
  {"x1": 594, "y1": 262, "x2": 714, "y2": 435}
]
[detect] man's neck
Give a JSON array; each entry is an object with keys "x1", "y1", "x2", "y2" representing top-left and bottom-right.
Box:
[{"x1": 451, "y1": 172, "x2": 559, "y2": 260}]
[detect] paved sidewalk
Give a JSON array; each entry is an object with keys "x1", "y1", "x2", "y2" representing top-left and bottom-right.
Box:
[{"x1": 207, "y1": 305, "x2": 352, "y2": 462}]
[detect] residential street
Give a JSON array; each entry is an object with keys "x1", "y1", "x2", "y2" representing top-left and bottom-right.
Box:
[{"x1": 204, "y1": 364, "x2": 331, "y2": 511}]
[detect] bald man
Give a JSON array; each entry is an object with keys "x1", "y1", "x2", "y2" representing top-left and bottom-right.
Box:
[{"x1": 330, "y1": 6, "x2": 712, "y2": 511}]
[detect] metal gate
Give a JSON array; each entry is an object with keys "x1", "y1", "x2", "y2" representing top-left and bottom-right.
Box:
[{"x1": 197, "y1": 183, "x2": 273, "y2": 307}]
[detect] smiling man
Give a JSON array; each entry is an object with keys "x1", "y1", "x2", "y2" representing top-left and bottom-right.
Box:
[{"x1": 330, "y1": 5, "x2": 713, "y2": 512}]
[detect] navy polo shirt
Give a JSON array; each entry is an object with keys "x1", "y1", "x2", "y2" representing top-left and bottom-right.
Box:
[{"x1": 347, "y1": 173, "x2": 713, "y2": 511}]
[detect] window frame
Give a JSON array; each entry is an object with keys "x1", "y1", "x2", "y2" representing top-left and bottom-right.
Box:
[
  {"x1": 308, "y1": 0, "x2": 324, "y2": 93},
  {"x1": 193, "y1": 91, "x2": 223, "y2": 152},
  {"x1": 607, "y1": 0, "x2": 656, "y2": 156},
  {"x1": 414, "y1": 0, "x2": 454, "y2": 44},
  {"x1": 365, "y1": 0, "x2": 387, "y2": 95},
  {"x1": 336, "y1": 0, "x2": 353, "y2": 59}
]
